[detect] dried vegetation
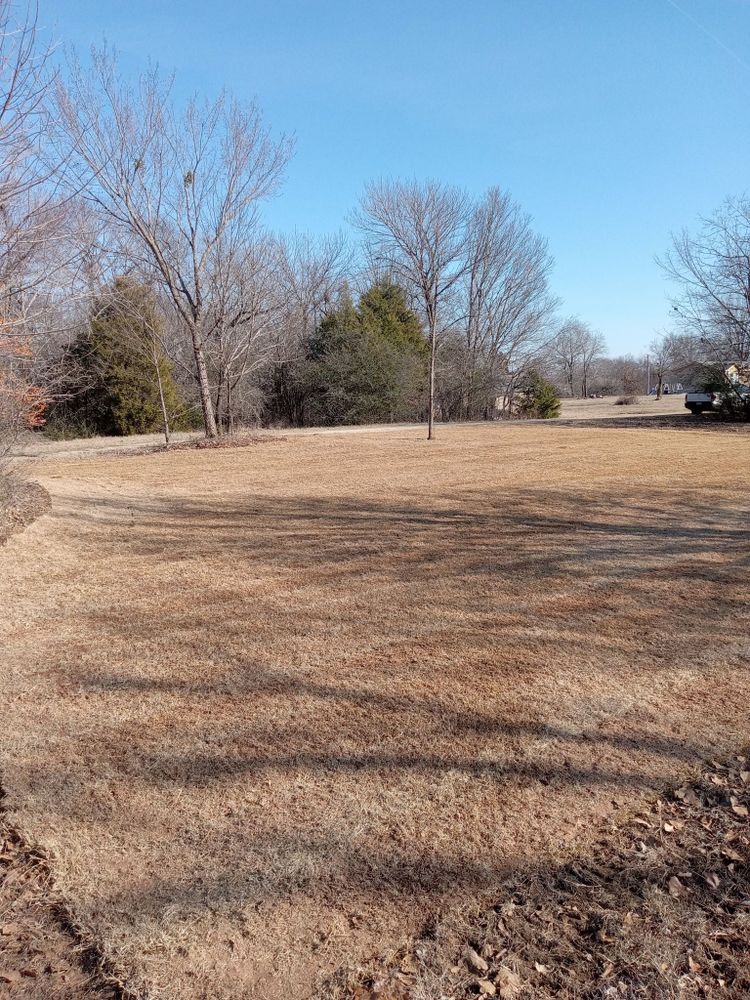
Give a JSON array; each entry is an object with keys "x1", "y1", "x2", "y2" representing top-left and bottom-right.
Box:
[
  {"x1": 0, "y1": 477, "x2": 50, "y2": 545},
  {"x1": 326, "y1": 754, "x2": 750, "y2": 999},
  {"x1": 0, "y1": 422, "x2": 748, "y2": 999}
]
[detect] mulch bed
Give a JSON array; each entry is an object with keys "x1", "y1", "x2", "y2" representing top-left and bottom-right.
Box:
[{"x1": 0, "y1": 479, "x2": 51, "y2": 546}]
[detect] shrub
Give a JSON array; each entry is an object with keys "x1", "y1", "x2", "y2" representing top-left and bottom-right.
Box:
[
  {"x1": 615, "y1": 395, "x2": 638, "y2": 405},
  {"x1": 514, "y1": 370, "x2": 561, "y2": 419}
]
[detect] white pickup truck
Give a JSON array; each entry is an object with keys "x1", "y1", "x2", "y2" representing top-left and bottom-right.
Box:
[
  {"x1": 684, "y1": 390, "x2": 722, "y2": 415},
  {"x1": 685, "y1": 385, "x2": 749, "y2": 415}
]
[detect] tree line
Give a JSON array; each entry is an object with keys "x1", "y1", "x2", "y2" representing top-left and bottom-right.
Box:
[
  {"x1": 0, "y1": 4, "x2": 586, "y2": 450},
  {"x1": 2, "y1": 0, "x2": 748, "y2": 461}
]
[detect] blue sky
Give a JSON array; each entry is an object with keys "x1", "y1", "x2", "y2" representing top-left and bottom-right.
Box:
[{"x1": 52, "y1": 0, "x2": 750, "y2": 354}]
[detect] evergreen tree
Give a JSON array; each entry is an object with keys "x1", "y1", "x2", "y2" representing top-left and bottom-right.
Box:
[
  {"x1": 515, "y1": 369, "x2": 561, "y2": 419},
  {"x1": 303, "y1": 281, "x2": 427, "y2": 425},
  {"x1": 358, "y1": 281, "x2": 426, "y2": 354},
  {"x1": 52, "y1": 278, "x2": 184, "y2": 437}
]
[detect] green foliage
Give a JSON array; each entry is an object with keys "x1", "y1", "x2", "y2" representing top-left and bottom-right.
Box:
[
  {"x1": 515, "y1": 369, "x2": 561, "y2": 419},
  {"x1": 302, "y1": 281, "x2": 427, "y2": 425},
  {"x1": 357, "y1": 281, "x2": 427, "y2": 355},
  {"x1": 50, "y1": 278, "x2": 185, "y2": 436}
]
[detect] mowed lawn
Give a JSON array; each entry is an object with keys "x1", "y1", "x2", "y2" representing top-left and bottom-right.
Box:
[{"x1": 0, "y1": 422, "x2": 748, "y2": 999}]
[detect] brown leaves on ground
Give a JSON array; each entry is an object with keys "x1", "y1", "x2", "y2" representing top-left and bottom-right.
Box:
[
  {"x1": 325, "y1": 752, "x2": 750, "y2": 999},
  {"x1": 0, "y1": 478, "x2": 50, "y2": 545},
  {"x1": 170, "y1": 432, "x2": 284, "y2": 452},
  {"x1": 0, "y1": 811, "x2": 118, "y2": 1000}
]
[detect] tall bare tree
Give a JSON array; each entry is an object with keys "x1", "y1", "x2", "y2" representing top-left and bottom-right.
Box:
[
  {"x1": 204, "y1": 235, "x2": 279, "y2": 430},
  {"x1": 550, "y1": 318, "x2": 605, "y2": 398},
  {"x1": 647, "y1": 333, "x2": 677, "y2": 399},
  {"x1": 355, "y1": 179, "x2": 470, "y2": 439},
  {"x1": 660, "y1": 197, "x2": 750, "y2": 369},
  {"x1": 266, "y1": 232, "x2": 349, "y2": 426},
  {"x1": 460, "y1": 187, "x2": 557, "y2": 416},
  {"x1": 51, "y1": 47, "x2": 293, "y2": 437},
  {"x1": 0, "y1": 0, "x2": 63, "y2": 460}
]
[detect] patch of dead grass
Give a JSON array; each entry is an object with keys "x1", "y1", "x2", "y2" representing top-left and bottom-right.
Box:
[
  {"x1": 324, "y1": 752, "x2": 750, "y2": 999},
  {"x1": 0, "y1": 791, "x2": 122, "y2": 999},
  {"x1": 0, "y1": 423, "x2": 748, "y2": 999}
]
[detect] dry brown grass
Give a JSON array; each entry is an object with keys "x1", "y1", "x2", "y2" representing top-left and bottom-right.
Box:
[
  {"x1": 0, "y1": 421, "x2": 748, "y2": 999},
  {"x1": 326, "y1": 752, "x2": 750, "y2": 999},
  {"x1": 553, "y1": 394, "x2": 687, "y2": 420},
  {"x1": 0, "y1": 802, "x2": 119, "y2": 999}
]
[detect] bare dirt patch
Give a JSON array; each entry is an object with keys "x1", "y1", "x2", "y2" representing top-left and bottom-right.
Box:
[{"x1": 0, "y1": 423, "x2": 748, "y2": 999}]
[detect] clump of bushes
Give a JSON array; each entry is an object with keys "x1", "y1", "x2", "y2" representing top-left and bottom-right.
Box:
[
  {"x1": 43, "y1": 420, "x2": 98, "y2": 441},
  {"x1": 615, "y1": 395, "x2": 638, "y2": 405}
]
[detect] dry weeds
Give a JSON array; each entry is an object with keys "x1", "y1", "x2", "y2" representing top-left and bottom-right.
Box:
[{"x1": 0, "y1": 421, "x2": 748, "y2": 999}]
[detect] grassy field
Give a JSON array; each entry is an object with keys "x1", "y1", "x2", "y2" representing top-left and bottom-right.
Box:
[{"x1": 0, "y1": 419, "x2": 748, "y2": 998}]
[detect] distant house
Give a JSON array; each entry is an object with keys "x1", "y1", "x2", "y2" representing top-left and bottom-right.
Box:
[{"x1": 726, "y1": 363, "x2": 750, "y2": 385}]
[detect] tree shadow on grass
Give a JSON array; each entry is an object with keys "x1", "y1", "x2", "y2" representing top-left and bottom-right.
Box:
[
  {"x1": 17, "y1": 483, "x2": 750, "y2": 955},
  {"x1": 551, "y1": 412, "x2": 750, "y2": 432}
]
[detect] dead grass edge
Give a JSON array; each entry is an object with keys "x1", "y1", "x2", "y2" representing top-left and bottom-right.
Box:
[{"x1": 0, "y1": 786, "x2": 139, "y2": 999}]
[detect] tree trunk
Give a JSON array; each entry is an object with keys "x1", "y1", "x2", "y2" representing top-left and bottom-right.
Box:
[
  {"x1": 227, "y1": 384, "x2": 234, "y2": 433},
  {"x1": 153, "y1": 348, "x2": 171, "y2": 447},
  {"x1": 215, "y1": 369, "x2": 225, "y2": 434},
  {"x1": 428, "y1": 319, "x2": 436, "y2": 440},
  {"x1": 192, "y1": 334, "x2": 218, "y2": 438}
]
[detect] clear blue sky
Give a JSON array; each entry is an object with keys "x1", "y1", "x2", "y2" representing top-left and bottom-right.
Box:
[{"x1": 51, "y1": 0, "x2": 750, "y2": 355}]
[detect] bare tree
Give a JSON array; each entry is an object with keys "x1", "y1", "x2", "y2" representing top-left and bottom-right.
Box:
[
  {"x1": 460, "y1": 187, "x2": 557, "y2": 417},
  {"x1": 660, "y1": 197, "x2": 750, "y2": 368},
  {"x1": 647, "y1": 333, "x2": 676, "y2": 399},
  {"x1": 266, "y1": 232, "x2": 349, "y2": 426},
  {"x1": 51, "y1": 46, "x2": 293, "y2": 437},
  {"x1": 580, "y1": 327, "x2": 605, "y2": 399},
  {"x1": 354, "y1": 179, "x2": 470, "y2": 439},
  {"x1": 550, "y1": 318, "x2": 605, "y2": 398},
  {"x1": 204, "y1": 236, "x2": 279, "y2": 430},
  {"x1": 0, "y1": 0, "x2": 62, "y2": 462}
]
